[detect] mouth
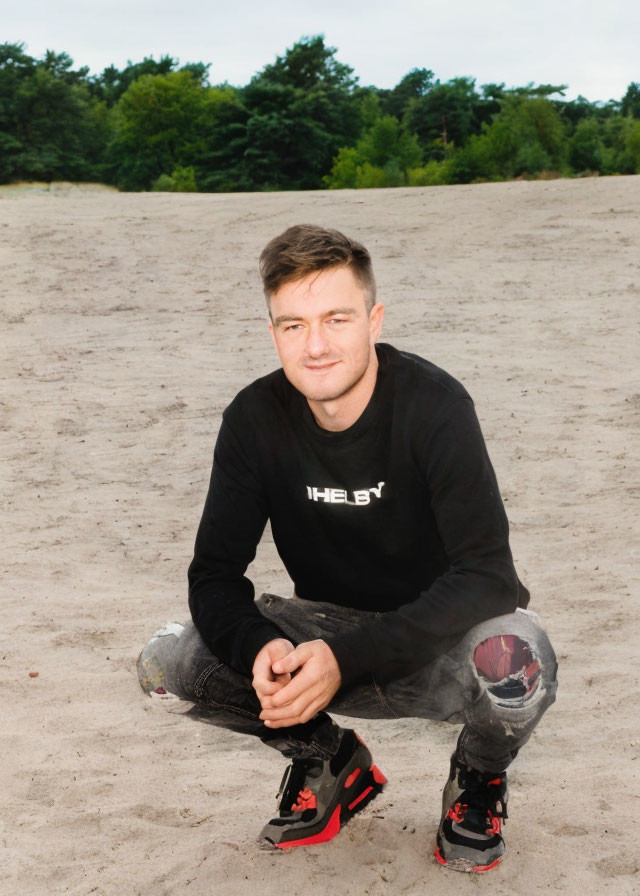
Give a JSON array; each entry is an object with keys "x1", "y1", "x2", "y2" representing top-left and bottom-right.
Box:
[{"x1": 304, "y1": 361, "x2": 339, "y2": 372}]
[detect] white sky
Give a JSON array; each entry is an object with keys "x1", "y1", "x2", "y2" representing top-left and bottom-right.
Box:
[{"x1": 4, "y1": 0, "x2": 639, "y2": 103}]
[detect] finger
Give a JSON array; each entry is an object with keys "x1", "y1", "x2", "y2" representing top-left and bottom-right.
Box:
[
  {"x1": 272, "y1": 645, "x2": 310, "y2": 675},
  {"x1": 253, "y1": 669, "x2": 295, "y2": 696},
  {"x1": 263, "y1": 716, "x2": 303, "y2": 729},
  {"x1": 274, "y1": 672, "x2": 291, "y2": 684},
  {"x1": 263, "y1": 697, "x2": 324, "y2": 728},
  {"x1": 258, "y1": 677, "x2": 312, "y2": 710},
  {"x1": 260, "y1": 685, "x2": 321, "y2": 721},
  {"x1": 268, "y1": 667, "x2": 317, "y2": 707}
]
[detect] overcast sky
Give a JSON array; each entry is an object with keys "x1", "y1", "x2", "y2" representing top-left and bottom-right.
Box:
[{"x1": 4, "y1": 0, "x2": 638, "y2": 102}]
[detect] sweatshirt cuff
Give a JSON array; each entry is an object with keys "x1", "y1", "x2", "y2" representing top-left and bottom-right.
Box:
[
  {"x1": 325, "y1": 628, "x2": 377, "y2": 690},
  {"x1": 240, "y1": 622, "x2": 292, "y2": 677}
]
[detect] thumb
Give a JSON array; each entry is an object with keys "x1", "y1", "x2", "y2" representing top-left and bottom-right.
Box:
[{"x1": 272, "y1": 645, "x2": 307, "y2": 675}]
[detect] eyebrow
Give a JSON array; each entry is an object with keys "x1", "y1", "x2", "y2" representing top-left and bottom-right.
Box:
[{"x1": 273, "y1": 307, "x2": 358, "y2": 327}]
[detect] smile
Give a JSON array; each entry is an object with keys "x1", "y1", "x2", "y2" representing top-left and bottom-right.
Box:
[{"x1": 304, "y1": 362, "x2": 339, "y2": 372}]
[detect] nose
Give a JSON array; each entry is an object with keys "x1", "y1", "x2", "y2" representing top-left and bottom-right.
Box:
[{"x1": 304, "y1": 323, "x2": 329, "y2": 359}]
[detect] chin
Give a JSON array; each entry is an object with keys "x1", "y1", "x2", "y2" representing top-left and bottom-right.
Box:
[
  {"x1": 302, "y1": 388, "x2": 344, "y2": 402},
  {"x1": 298, "y1": 376, "x2": 356, "y2": 403}
]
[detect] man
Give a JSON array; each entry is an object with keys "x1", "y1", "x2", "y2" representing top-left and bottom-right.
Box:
[{"x1": 138, "y1": 224, "x2": 557, "y2": 873}]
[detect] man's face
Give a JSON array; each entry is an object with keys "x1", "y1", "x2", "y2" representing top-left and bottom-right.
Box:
[{"x1": 268, "y1": 265, "x2": 384, "y2": 405}]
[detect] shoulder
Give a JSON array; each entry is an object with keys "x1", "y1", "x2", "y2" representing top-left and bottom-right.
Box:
[
  {"x1": 378, "y1": 343, "x2": 470, "y2": 409},
  {"x1": 223, "y1": 367, "x2": 293, "y2": 426}
]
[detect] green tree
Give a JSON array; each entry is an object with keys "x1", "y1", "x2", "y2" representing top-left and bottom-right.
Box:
[
  {"x1": 625, "y1": 119, "x2": 640, "y2": 171},
  {"x1": 152, "y1": 164, "x2": 197, "y2": 191},
  {"x1": 106, "y1": 71, "x2": 226, "y2": 190},
  {"x1": 325, "y1": 114, "x2": 422, "y2": 188},
  {"x1": 239, "y1": 36, "x2": 360, "y2": 190},
  {"x1": 621, "y1": 82, "x2": 640, "y2": 119},
  {"x1": 382, "y1": 68, "x2": 435, "y2": 119},
  {"x1": 193, "y1": 88, "x2": 251, "y2": 192},
  {"x1": 600, "y1": 115, "x2": 640, "y2": 173},
  {"x1": 90, "y1": 55, "x2": 210, "y2": 107},
  {"x1": 475, "y1": 83, "x2": 506, "y2": 128},
  {"x1": 0, "y1": 43, "x2": 35, "y2": 180},
  {"x1": 443, "y1": 93, "x2": 570, "y2": 184},
  {"x1": 569, "y1": 118, "x2": 606, "y2": 172},
  {"x1": 407, "y1": 77, "x2": 479, "y2": 159},
  {"x1": 357, "y1": 114, "x2": 422, "y2": 170},
  {"x1": 0, "y1": 42, "x2": 108, "y2": 182}
]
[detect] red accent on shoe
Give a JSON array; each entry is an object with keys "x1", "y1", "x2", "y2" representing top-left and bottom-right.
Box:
[
  {"x1": 473, "y1": 856, "x2": 503, "y2": 872},
  {"x1": 434, "y1": 846, "x2": 503, "y2": 873},
  {"x1": 290, "y1": 788, "x2": 317, "y2": 812},
  {"x1": 487, "y1": 778, "x2": 502, "y2": 786},
  {"x1": 485, "y1": 811, "x2": 502, "y2": 836},
  {"x1": 371, "y1": 764, "x2": 387, "y2": 785},
  {"x1": 434, "y1": 846, "x2": 447, "y2": 866},
  {"x1": 446, "y1": 802, "x2": 468, "y2": 823},
  {"x1": 275, "y1": 805, "x2": 341, "y2": 849},
  {"x1": 344, "y1": 768, "x2": 361, "y2": 789},
  {"x1": 348, "y1": 785, "x2": 373, "y2": 811}
]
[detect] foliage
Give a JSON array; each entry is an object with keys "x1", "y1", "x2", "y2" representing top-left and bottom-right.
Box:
[
  {"x1": 621, "y1": 82, "x2": 640, "y2": 119},
  {"x1": 626, "y1": 120, "x2": 640, "y2": 172},
  {"x1": 449, "y1": 95, "x2": 569, "y2": 182},
  {"x1": 0, "y1": 42, "x2": 109, "y2": 182},
  {"x1": 407, "y1": 160, "x2": 449, "y2": 186},
  {"x1": 406, "y1": 77, "x2": 479, "y2": 159},
  {"x1": 237, "y1": 36, "x2": 360, "y2": 190},
  {"x1": 90, "y1": 55, "x2": 210, "y2": 106},
  {"x1": 106, "y1": 71, "x2": 225, "y2": 190},
  {"x1": 569, "y1": 118, "x2": 606, "y2": 172},
  {"x1": 380, "y1": 68, "x2": 435, "y2": 119},
  {"x1": 325, "y1": 113, "x2": 422, "y2": 188},
  {"x1": 1, "y1": 38, "x2": 639, "y2": 192},
  {"x1": 152, "y1": 164, "x2": 197, "y2": 191}
]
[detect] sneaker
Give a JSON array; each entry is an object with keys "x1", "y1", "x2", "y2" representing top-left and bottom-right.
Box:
[
  {"x1": 260, "y1": 730, "x2": 387, "y2": 849},
  {"x1": 435, "y1": 753, "x2": 508, "y2": 873}
]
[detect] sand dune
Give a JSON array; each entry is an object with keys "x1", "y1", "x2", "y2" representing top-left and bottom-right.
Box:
[{"x1": 2, "y1": 177, "x2": 639, "y2": 895}]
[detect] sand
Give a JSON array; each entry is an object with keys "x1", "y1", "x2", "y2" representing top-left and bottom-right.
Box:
[{"x1": 2, "y1": 176, "x2": 639, "y2": 895}]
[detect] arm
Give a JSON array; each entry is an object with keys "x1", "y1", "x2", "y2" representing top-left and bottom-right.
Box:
[
  {"x1": 324, "y1": 397, "x2": 519, "y2": 687},
  {"x1": 188, "y1": 413, "x2": 289, "y2": 676}
]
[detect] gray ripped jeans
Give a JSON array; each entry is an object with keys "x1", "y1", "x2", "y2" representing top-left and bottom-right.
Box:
[{"x1": 138, "y1": 594, "x2": 557, "y2": 773}]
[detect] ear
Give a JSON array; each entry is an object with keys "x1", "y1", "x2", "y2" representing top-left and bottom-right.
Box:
[{"x1": 369, "y1": 302, "x2": 385, "y2": 342}]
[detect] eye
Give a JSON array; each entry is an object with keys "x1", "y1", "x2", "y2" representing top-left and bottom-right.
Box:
[
  {"x1": 284, "y1": 323, "x2": 303, "y2": 331},
  {"x1": 328, "y1": 317, "x2": 348, "y2": 325}
]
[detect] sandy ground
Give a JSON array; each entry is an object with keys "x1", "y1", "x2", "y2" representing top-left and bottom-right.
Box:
[{"x1": 1, "y1": 177, "x2": 639, "y2": 896}]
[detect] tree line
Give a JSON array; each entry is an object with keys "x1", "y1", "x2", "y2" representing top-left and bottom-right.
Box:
[{"x1": 1, "y1": 37, "x2": 639, "y2": 192}]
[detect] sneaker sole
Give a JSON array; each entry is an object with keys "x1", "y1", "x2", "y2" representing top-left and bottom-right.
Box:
[
  {"x1": 266, "y1": 763, "x2": 387, "y2": 850},
  {"x1": 434, "y1": 842, "x2": 504, "y2": 873}
]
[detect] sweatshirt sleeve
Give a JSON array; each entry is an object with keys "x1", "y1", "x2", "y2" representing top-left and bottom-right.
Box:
[
  {"x1": 325, "y1": 397, "x2": 520, "y2": 687},
  {"x1": 188, "y1": 412, "x2": 290, "y2": 676}
]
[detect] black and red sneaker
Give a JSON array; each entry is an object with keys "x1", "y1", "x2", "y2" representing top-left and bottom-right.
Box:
[
  {"x1": 435, "y1": 753, "x2": 508, "y2": 873},
  {"x1": 259, "y1": 730, "x2": 387, "y2": 849}
]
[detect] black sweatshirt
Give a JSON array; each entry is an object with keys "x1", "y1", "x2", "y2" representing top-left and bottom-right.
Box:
[{"x1": 188, "y1": 343, "x2": 528, "y2": 688}]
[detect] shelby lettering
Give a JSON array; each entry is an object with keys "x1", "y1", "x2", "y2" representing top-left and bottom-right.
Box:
[{"x1": 306, "y1": 482, "x2": 385, "y2": 506}]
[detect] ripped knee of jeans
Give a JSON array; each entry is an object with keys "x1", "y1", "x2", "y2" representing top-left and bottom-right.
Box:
[{"x1": 473, "y1": 634, "x2": 542, "y2": 706}]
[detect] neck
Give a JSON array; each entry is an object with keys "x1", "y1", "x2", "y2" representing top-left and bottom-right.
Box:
[{"x1": 307, "y1": 351, "x2": 379, "y2": 432}]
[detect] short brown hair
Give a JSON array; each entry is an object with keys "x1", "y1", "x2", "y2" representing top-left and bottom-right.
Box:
[{"x1": 259, "y1": 224, "x2": 376, "y2": 312}]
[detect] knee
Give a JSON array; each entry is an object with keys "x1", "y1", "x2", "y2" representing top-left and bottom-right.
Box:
[{"x1": 472, "y1": 619, "x2": 558, "y2": 709}]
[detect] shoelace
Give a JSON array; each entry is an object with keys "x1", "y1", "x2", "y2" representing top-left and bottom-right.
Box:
[
  {"x1": 446, "y1": 801, "x2": 504, "y2": 836},
  {"x1": 276, "y1": 758, "x2": 322, "y2": 816},
  {"x1": 448, "y1": 766, "x2": 508, "y2": 835}
]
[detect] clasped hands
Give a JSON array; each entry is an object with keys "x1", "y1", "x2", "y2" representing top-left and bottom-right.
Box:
[{"x1": 252, "y1": 637, "x2": 342, "y2": 728}]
